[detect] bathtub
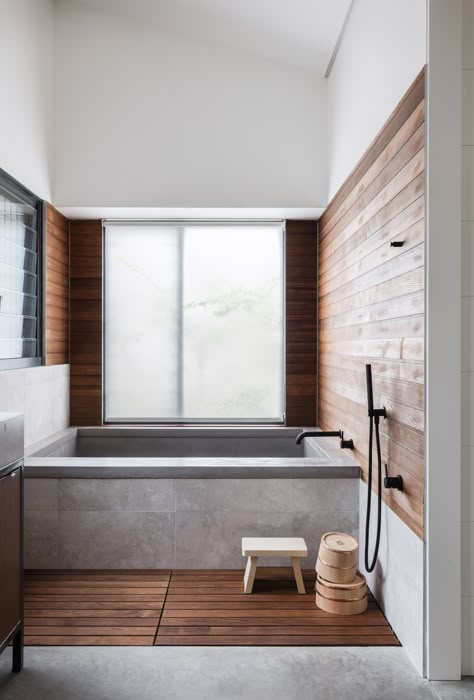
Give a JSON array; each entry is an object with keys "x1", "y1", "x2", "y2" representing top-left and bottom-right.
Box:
[
  {"x1": 25, "y1": 426, "x2": 360, "y2": 478},
  {"x1": 24, "y1": 427, "x2": 360, "y2": 569}
]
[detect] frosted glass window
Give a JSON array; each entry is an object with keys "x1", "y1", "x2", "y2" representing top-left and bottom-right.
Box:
[{"x1": 104, "y1": 222, "x2": 284, "y2": 422}]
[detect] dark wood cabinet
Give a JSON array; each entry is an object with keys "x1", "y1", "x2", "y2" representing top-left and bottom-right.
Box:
[{"x1": 0, "y1": 463, "x2": 23, "y2": 672}]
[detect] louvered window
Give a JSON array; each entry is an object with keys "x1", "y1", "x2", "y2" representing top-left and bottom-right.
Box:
[{"x1": 0, "y1": 170, "x2": 43, "y2": 369}]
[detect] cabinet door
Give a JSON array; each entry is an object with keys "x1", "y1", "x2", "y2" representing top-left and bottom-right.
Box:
[{"x1": 0, "y1": 468, "x2": 21, "y2": 645}]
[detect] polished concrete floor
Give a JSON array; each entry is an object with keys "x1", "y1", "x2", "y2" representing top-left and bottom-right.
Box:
[{"x1": 0, "y1": 646, "x2": 472, "y2": 700}]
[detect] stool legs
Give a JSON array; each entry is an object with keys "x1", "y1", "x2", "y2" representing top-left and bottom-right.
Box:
[
  {"x1": 243, "y1": 556, "x2": 258, "y2": 594},
  {"x1": 291, "y1": 557, "x2": 306, "y2": 594}
]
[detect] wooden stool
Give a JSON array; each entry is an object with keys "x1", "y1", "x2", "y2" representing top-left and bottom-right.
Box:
[{"x1": 241, "y1": 537, "x2": 308, "y2": 594}]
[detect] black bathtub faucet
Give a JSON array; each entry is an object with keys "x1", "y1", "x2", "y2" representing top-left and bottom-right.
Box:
[{"x1": 295, "y1": 430, "x2": 354, "y2": 449}]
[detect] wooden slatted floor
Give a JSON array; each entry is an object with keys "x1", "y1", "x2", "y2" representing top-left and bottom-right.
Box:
[
  {"x1": 24, "y1": 570, "x2": 171, "y2": 646},
  {"x1": 24, "y1": 570, "x2": 399, "y2": 647}
]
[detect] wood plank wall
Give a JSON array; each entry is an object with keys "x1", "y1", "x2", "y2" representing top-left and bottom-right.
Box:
[
  {"x1": 318, "y1": 68, "x2": 425, "y2": 538},
  {"x1": 70, "y1": 220, "x2": 103, "y2": 426},
  {"x1": 45, "y1": 204, "x2": 69, "y2": 365},
  {"x1": 285, "y1": 220, "x2": 318, "y2": 426}
]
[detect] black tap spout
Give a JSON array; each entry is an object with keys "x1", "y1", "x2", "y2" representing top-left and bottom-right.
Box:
[{"x1": 295, "y1": 430, "x2": 353, "y2": 449}]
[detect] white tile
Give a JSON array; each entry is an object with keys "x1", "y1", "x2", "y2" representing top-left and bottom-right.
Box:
[
  {"x1": 462, "y1": 446, "x2": 474, "y2": 521},
  {"x1": 462, "y1": 596, "x2": 474, "y2": 674},
  {"x1": 24, "y1": 365, "x2": 58, "y2": 386},
  {"x1": 0, "y1": 366, "x2": 70, "y2": 449},
  {"x1": 53, "y1": 365, "x2": 70, "y2": 433},
  {"x1": 24, "y1": 373, "x2": 57, "y2": 447},
  {"x1": 462, "y1": 521, "x2": 474, "y2": 597},
  {"x1": 24, "y1": 365, "x2": 70, "y2": 447},
  {"x1": 359, "y1": 481, "x2": 424, "y2": 676},
  {"x1": 0, "y1": 369, "x2": 25, "y2": 416},
  {"x1": 463, "y1": 70, "x2": 474, "y2": 146},
  {"x1": 462, "y1": 221, "x2": 474, "y2": 296},
  {"x1": 462, "y1": 371, "x2": 474, "y2": 446},
  {"x1": 462, "y1": 146, "x2": 474, "y2": 221}
]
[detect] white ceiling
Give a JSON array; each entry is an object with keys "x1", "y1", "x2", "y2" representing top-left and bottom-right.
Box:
[
  {"x1": 71, "y1": 0, "x2": 353, "y2": 74},
  {"x1": 58, "y1": 207, "x2": 325, "y2": 220}
]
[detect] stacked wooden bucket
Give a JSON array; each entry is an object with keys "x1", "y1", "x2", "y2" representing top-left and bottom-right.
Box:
[{"x1": 315, "y1": 532, "x2": 368, "y2": 615}]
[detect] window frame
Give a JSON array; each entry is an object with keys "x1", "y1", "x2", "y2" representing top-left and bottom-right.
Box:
[
  {"x1": 0, "y1": 167, "x2": 44, "y2": 371},
  {"x1": 102, "y1": 219, "x2": 286, "y2": 425}
]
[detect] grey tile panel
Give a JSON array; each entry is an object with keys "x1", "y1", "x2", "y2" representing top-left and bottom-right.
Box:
[
  {"x1": 24, "y1": 510, "x2": 59, "y2": 569},
  {"x1": 58, "y1": 511, "x2": 175, "y2": 569},
  {"x1": 59, "y1": 479, "x2": 175, "y2": 512}
]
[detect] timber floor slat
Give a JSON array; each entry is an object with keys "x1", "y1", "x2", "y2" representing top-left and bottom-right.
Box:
[
  {"x1": 155, "y1": 570, "x2": 399, "y2": 647},
  {"x1": 24, "y1": 569, "x2": 399, "y2": 647},
  {"x1": 24, "y1": 570, "x2": 170, "y2": 647}
]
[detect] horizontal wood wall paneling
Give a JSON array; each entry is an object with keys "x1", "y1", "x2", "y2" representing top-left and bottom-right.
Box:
[
  {"x1": 70, "y1": 220, "x2": 103, "y2": 426},
  {"x1": 320, "y1": 67, "x2": 425, "y2": 232},
  {"x1": 285, "y1": 220, "x2": 318, "y2": 426},
  {"x1": 318, "y1": 69, "x2": 425, "y2": 538},
  {"x1": 319, "y1": 374, "x2": 423, "y2": 433},
  {"x1": 320, "y1": 177, "x2": 425, "y2": 282},
  {"x1": 319, "y1": 364, "x2": 423, "y2": 411},
  {"x1": 320, "y1": 291, "x2": 424, "y2": 331},
  {"x1": 319, "y1": 267, "x2": 424, "y2": 322},
  {"x1": 320, "y1": 149, "x2": 425, "y2": 266},
  {"x1": 45, "y1": 204, "x2": 69, "y2": 366},
  {"x1": 321, "y1": 124, "x2": 424, "y2": 250},
  {"x1": 321, "y1": 100, "x2": 425, "y2": 240},
  {"x1": 319, "y1": 352, "x2": 424, "y2": 390},
  {"x1": 318, "y1": 393, "x2": 423, "y2": 474},
  {"x1": 319, "y1": 400, "x2": 423, "y2": 533},
  {"x1": 319, "y1": 315, "x2": 424, "y2": 344},
  {"x1": 319, "y1": 219, "x2": 424, "y2": 297}
]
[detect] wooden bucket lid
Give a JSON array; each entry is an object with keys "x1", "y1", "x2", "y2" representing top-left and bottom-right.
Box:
[
  {"x1": 316, "y1": 572, "x2": 366, "y2": 591},
  {"x1": 320, "y1": 532, "x2": 358, "y2": 555}
]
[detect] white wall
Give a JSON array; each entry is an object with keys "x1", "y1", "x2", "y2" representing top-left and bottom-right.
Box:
[
  {"x1": 461, "y1": 0, "x2": 474, "y2": 675},
  {"x1": 327, "y1": 0, "x2": 426, "y2": 200},
  {"x1": 325, "y1": 0, "x2": 427, "y2": 676},
  {"x1": 0, "y1": 1, "x2": 69, "y2": 449},
  {"x1": 0, "y1": 0, "x2": 54, "y2": 200},
  {"x1": 0, "y1": 365, "x2": 69, "y2": 451},
  {"x1": 53, "y1": 0, "x2": 327, "y2": 209},
  {"x1": 425, "y1": 0, "x2": 462, "y2": 680}
]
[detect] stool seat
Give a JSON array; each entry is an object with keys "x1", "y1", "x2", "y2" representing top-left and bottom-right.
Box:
[
  {"x1": 242, "y1": 537, "x2": 308, "y2": 557},
  {"x1": 241, "y1": 537, "x2": 308, "y2": 594}
]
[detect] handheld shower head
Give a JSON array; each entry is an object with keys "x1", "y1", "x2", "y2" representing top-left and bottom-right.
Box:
[
  {"x1": 365, "y1": 364, "x2": 386, "y2": 421},
  {"x1": 366, "y1": 364, "x2": 374, "y2": 417},
  {"x1": 364, "y1": 363, "x2": 402, "y2": 574}
]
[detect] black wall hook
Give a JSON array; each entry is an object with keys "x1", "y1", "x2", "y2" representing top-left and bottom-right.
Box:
[{"x1": 390, "y1": 241, "x2": 404, "y2": 247}]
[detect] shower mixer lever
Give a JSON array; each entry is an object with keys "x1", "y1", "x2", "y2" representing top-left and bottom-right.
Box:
[{"x1": 384, "y1": 463, "x2": 404, "y2": 491}]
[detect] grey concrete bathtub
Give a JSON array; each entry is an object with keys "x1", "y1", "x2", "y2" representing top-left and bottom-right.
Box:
[{"x1": 24, "y1": 427, "x2": 360, "y2": 569}]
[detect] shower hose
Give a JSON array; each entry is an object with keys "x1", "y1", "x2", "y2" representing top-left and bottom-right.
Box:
[{"x1": 364, "y1": 412, "x2": 383, "y2": 573}]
